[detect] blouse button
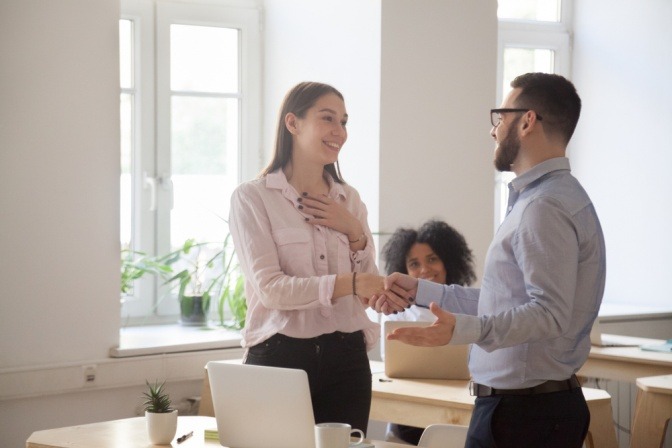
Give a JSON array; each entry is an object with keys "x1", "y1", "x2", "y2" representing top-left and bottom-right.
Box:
[{"x1": 320, "y1": 255, "x2": 325, "y2": 260}]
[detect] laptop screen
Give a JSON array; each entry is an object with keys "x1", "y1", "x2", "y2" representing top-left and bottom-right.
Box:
[{"x1": 207, "y1": 362, "x2": 316, "y2": 448}]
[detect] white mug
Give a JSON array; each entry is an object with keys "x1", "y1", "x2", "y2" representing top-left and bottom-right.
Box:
[{"x1": 314, "y1": 422, "x2": 365, "y2": 448}]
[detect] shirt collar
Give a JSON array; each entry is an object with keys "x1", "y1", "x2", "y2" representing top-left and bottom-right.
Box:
[
  {"x1": 510, "y1": 157, "x2": 571, "y2": 193},
  {"x1": 265, "y1": 169, "x2": 347, "y2": 200}
]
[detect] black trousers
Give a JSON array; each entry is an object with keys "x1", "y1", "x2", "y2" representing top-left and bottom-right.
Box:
[
  {"x1": 244, "y1": 331, "x2": 372, "y2": 434},
  {"x1": 466, "y1": 387, "x2": 590, "y2": 448}
]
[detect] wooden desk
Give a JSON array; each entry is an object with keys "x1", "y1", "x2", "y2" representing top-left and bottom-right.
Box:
[
  {"x1": 200, "y1": 361, "x2": 620, "y2": 447},
  {"x1": 369, "y1": 364, "x2": 617, "y2": 448},
  {"x1": 26, "y1": 416, "x2": 408, "y2": 448},
  {"x1": 580, "y1": 335, "x2": 672, "y2": 382},
  {"x1": 631, "y1": 374, "x2": 672, "y2": 448}
]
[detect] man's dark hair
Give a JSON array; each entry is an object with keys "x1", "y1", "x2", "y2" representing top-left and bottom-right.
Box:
[{"x1": 511, "y1": 73, "x2": 581, "y2": 145}]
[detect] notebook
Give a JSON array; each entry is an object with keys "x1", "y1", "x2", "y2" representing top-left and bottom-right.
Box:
[
  {"x1": 383, "y1": 320, "x2": 471, "y2": 380},
  {"x1": 589, "y1": 317, "x2": 639, "y2": 347},
  {"x1": 206, "y1": 361, "x2": 316, "y2": 448},
  {"x1": 640, "y1": 339, "x2": 672, "y2": 353}
]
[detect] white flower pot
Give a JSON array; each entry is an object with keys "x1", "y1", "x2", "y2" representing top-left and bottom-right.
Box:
[{"x1": 145, "y1": 409, "x2": 178, "y2": 445}]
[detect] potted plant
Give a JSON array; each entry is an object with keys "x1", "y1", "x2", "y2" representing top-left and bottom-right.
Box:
[
  {"x1": 121, "y1": 232, "x2": 247, "y2": 328},
  {"x1": 142, "y1": 380, "x2": 177, "y2": 445},
  {"x1": 120, "y1": 248, "x2": 171, "y2": 299},
  {"x1": 162, "y1": 235, "x2": 243, "y2": 327},
  {"x1": 218, "y1": 274, "x2": 247, "y2": 330}
]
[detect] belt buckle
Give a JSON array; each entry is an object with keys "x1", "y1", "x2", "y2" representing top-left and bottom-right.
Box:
[{"x1": 469, "y1": 381, "x2": 494, "y2": 397}]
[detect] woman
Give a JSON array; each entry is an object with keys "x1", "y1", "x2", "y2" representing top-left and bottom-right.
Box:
[
  {"x1": 381, "y1": 219, "x2": 476, "y2": 444},
  {"x1": 229, "y1": 82, "x2": 389, "y2": 433}
]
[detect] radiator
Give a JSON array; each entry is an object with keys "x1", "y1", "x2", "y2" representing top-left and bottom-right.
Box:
[{"x1": 582, "y1": 377, "x2": 637, "y2": 448}]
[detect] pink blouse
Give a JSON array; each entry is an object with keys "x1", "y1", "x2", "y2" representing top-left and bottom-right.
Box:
[{"x1": 229, "y1": 170, "x2": 380, "y2": 350}]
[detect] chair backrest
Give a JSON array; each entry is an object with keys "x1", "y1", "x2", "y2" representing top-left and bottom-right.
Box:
[{"x1": 418, "y1": 423, "x2": 469, "y2": 448}]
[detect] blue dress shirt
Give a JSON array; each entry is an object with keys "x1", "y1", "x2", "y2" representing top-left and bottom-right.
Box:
[{"x1": 416, "y1": 157, "x2": 606, "y2": 388}]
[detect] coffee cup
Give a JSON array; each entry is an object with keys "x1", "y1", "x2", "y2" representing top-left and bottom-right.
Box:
[{"x1": 314, "y1": 422, "x2": 365, "y2": 448}]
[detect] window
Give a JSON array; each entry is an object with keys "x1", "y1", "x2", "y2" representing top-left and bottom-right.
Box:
[
  {"x1": 494, "y1": 0, "x2": 571, "y2": 227},
  {"x1": 120, "y1": 0, "x2": 260, "y2": 324}
]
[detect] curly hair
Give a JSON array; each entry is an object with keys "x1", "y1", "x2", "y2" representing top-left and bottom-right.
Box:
[{"x1": 381, "y1": 219, "x2": 476, "y2": 286}]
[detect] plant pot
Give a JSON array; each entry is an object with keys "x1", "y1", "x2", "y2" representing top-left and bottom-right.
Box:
[
  {"x1": 145, "y1": 409, "x2": 178, "y2": 445},
  {"x1": 180, "y1": 295, "x2": 209, "y2": 326}
]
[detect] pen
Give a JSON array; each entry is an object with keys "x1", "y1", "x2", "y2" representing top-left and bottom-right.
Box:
[
  {"x1": 177, "y1": 431, "x2": 193, "y2": 444},
  {"x1": 379, "y1": 378, "x2": 392, "y2": 382}
]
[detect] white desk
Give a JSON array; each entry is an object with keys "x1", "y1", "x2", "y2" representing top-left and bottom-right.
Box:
[{"x1": 26, "y1": 416, "x2": 409, "y2": 448}]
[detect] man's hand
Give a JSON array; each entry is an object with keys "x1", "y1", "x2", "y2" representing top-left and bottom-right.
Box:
[
  {"x1": 384, "y1": 272, "x2": 419, "y2": 297},
  {"x1": 387, "y1": 302, "x2": 456, "y2": 346}
]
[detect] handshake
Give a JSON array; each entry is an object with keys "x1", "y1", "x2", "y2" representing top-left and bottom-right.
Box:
[
  {"x1": 353, "y1": 272, "x2": 457, "y2": 347},
  {"x1": 354, "y1": 272, "x2": 418, "y2": 315}
]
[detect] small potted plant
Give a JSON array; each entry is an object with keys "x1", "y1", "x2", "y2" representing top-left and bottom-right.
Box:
[{"x1": 142, "y1": 380, "x2": 178, "y2": 445}]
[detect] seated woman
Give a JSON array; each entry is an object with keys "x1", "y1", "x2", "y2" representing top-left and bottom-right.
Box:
[{"x1": 380, "y1": 219, "x2": 476, "y2": 445}]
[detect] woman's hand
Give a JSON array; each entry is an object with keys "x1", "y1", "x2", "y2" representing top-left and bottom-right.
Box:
[
  {"x1": 354, "y1": 273, "x2": 413, "y2": 312},
  {"x1": 351, "y1": 273, "x2": 384, "y2": 305},
  {"x1": 368, "y1": 273, "x2": 419, "y2": 315},
  {"x1": 299, "y1": 193, "x2": 363, "y2": 242}
]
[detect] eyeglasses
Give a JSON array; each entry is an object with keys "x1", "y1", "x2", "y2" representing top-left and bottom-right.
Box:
[{"x1": 490, "y1": 108, "x2": 543, "y2": 127}]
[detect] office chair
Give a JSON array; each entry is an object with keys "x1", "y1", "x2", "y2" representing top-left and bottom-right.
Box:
[{"x1": 417, "y1": 423, "x2": 469, "y2": 448}]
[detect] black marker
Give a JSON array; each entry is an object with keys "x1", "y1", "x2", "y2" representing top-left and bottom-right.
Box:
[{"x1": 177, "y1": 431, "x2": 193, "y2": 444}]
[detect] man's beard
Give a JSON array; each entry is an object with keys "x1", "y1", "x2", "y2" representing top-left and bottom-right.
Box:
[{"x1": 494, "y1": 120, "x2": 521, "y2": 172}]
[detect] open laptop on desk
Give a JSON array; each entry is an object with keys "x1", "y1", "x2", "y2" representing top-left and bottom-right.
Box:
[
  {"x1": 384, "y1": 321, "x2": 471, "y2": 379},
  {"x1": 207, "y1": 362, "x2": 316, "y2": 448},
  {"x1": 590, "y1": 317, "x2": 640, "y2": 347}
]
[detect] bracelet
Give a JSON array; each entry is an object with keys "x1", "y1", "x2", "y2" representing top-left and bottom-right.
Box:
[
  {"x1": 352, "y1": 272, "x2": 358, "y2": 297},
  {"x1": 348, "y1": 233, "x2": 365, "y2": 244}
]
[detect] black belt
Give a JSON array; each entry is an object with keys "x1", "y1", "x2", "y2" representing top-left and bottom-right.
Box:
[{"x1": 469, "y1": 375, "x2": 581, "y2": 397}]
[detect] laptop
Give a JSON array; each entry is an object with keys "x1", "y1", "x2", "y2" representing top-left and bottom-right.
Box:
[
  {"x1": 206, "y1": 361, "x2": 316, "y2": 448},
  {"x1": 589, "y1": 317, "x2": 639, "y2": 347},
  {"x1": 383, "y1": 321, "x2": 471, "y2": 380}
]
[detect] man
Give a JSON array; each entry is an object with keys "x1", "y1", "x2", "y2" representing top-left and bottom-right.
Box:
[{"x1": 373, "y1": 73, "x2": 606, "y2": 448}]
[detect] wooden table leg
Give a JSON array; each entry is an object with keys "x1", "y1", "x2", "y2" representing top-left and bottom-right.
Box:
[
  {"x1": 631, "y1": 375, "x2": 672, "y2": 448},
  {"x1": 583, "y1": 388, "x2": 618, "y2": 448}
]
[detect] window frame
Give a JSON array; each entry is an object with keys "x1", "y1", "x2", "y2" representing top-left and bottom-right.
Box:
[
  {"x1": 493, "y1": 0, "x2": 573, "y2": 228},
  {"x1": 121, "y1": 1, "x2": 159, "y2": 318},
  {"x1": 120, "y1": 0, "x2": 261, "y2": 323}
]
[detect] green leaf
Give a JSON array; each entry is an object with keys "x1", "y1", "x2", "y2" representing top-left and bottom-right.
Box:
[{"x1": 142, "y1": 379, "x2": 172, "y2": 413}]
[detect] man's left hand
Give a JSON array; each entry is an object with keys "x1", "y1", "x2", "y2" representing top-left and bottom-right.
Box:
[{"x1": 387, "y1": 302, "x2": 457, "y2": 346}]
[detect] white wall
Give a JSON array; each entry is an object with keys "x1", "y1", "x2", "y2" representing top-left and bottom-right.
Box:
[
  {"x1": 262, "y1": 0, "x2": 381, "y2": 231},
  {"x1": 378, "y1": 0, "x2": 498, "y2": 281},
  {"x1": 0, "y1": 0, "x2": 120, "y2": 369},
  {"x1": 0, "y1": 1, "x2": 122, "y2": 446},
  {"x1": 571, "y1": 0, "x2": 672, "y2": 310}
]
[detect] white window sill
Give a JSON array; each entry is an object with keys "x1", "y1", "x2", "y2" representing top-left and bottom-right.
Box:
[{"x1": 111, "y1": 324, "x2": 243, "y2": 358}]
